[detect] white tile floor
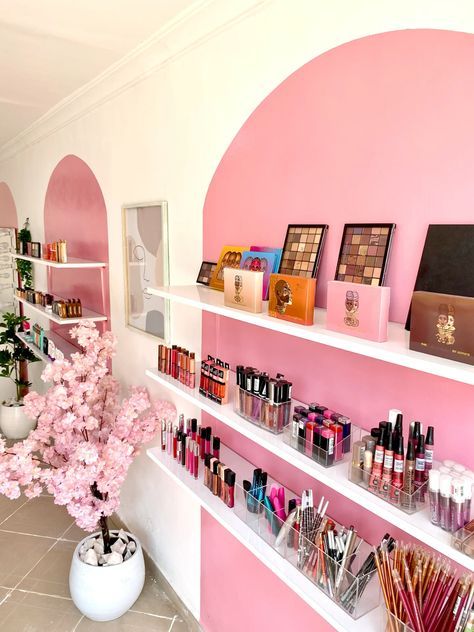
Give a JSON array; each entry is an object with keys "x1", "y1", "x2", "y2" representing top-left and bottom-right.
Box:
[{"x1": 0, "y1": 494, "x2": 190, "y2": 631}]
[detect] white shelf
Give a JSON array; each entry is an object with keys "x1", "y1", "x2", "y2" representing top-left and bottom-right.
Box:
[
  {"x1": 11, "y1": 253, "x2": 107, "y2": 269},
  {"x1": 15, "y1": 296, "x2": 107, "y2": 325},
  {"x1": 147, "y1": 285, "x2": 474, "y2": 386},
  {"x1": 16, "y1": 331, "x2": 78, "y2": 363},
  {"x1": 147, "y1": 444, "x2": 382, "y2": 632},
  {"x1": 146, "y1": 366, "x2": 474, "y2": 572}
]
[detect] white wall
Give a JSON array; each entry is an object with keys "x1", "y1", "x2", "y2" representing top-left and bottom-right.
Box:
[{"x1": 2, "y1": 0, "x2": 474, "y2": 621}]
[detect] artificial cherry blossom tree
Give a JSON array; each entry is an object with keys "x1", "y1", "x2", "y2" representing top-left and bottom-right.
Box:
[{"x1": 0, "y1": 322, "x2": 176, "y2": 553}]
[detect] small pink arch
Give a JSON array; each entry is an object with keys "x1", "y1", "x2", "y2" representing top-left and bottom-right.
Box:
[
  {"x1": 0, "y1": 182, "x2": 18, "y2": 229},
  {"x1": 44, "y1": 155, "x2": 110, "y2": 337}
]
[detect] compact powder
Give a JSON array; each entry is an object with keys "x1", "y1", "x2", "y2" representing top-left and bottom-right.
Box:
[
  {"x1": 279, "y1": 224, "x2": 328, "y2": 278},
  {"x1": 335, "y1": 224, "x2": 395, "y2": 286},
  {"x1": 197, "y1": 261, "x2": 217, "y2": 285}
]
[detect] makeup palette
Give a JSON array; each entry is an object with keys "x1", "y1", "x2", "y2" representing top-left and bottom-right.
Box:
[
  {"x1": 196, "y1": 261, "x2": 217, "y2": 286},
  {"x1": 335, "y1": 224, "x2": 395, "y2": 286},
  {"x1": 278, "y1": 224, "x2": 328, "y2": 278}
]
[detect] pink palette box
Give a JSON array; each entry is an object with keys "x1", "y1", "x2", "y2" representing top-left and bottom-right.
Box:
[{"x1": 326, "y1": 281, "x2": 390, "y2": 342}]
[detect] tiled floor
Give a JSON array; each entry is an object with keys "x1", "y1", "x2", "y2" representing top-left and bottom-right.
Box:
[{"x1": 0, "y1": 494, "x2": 190, "y2": 631}]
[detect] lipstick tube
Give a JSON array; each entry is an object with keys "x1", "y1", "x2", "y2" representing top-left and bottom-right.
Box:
[{"x1": 305, "y1": 422, "x2": 316, "y2": 458}]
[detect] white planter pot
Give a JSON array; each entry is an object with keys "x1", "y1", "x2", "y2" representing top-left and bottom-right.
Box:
[
  {"x1": 69, "y1": 530, "x2": 145, "y2": 621},
  {"x1": 0, "y1": 403, "x2": 37, "y2": 439}
]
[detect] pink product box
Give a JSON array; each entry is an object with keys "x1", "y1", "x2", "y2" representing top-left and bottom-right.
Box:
[{"x1": 326, "y1": 281, "x2": 390, "y2": 342}]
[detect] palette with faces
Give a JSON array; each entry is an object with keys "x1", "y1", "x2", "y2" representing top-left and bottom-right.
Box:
[
  {"x1": 278, "y1": 224, "x2": 328, "y2": 279},
  {"x1": 335, "y1": 224, "x2": 395, "y2": 286}
]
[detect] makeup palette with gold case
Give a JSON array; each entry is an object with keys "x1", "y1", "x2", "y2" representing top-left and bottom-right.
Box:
[
  {"x1": 223, "y1": 268, "x2": 263, "y2": 313},
  {"x1": 335, "y1": 223, "x2": 395, "y2": 286},
  {"x1": 268, "y1": 273, "x2": 316, "y2": 326},
  {"x1": 278, "y1": 224, "x2": 328, "y2": 279}
]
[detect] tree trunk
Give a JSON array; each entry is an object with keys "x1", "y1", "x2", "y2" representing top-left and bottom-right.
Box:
[{"x1": 100, "y1": 515, "x2": 111, "y2": 554}]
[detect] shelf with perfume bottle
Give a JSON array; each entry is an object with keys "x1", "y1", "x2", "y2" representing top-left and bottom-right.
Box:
[
  {"x1": 11, "y1": 253, "x2": 107, "y2": 269},
  {"x1": 146, "y1": 365, "x2": 474, "y2": 571},
  {"x1": 146, "y1": 285, "x2": 474, "y2": 386},
  {"x1": 147, "y1": 441, "x2": 383, "y2": 632},
  {"x1": 16, "y1": 330, "x2": 78, "y2": 363},
  {"x1": 14, "y1": 296, "x2": 107, "y2": 325}
]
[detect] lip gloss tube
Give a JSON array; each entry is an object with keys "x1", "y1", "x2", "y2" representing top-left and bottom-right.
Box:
[
  {"x1": 189, "y1": 440, "x2": 194, "y2": 477},
  {"x1": 189, "y1": 353, "x2": 196, "y2": 389},
  {"x1": 369, "y1": 430, "x2": 385, "y2": 493},
  {"x1": 199, "y1": 427, "x2": 206, "y2": 459},
  {"x1": 425, "y1": 426, "x2": 434, "y2": 479},
  {"x1": 227, "y1": 470, "x2": 235, "y2": 508},
  {"x1": 205, "y1": 427, "x2": 212, "y2": 454},
  {"x1": 450, "y1": 477, "x2": 465, "y2": 533},
  {"x1": 381, "y1": 431, "x2": 394, "y2": 498},
  {"x1": 173, "y1": 427, "x2": 178, "y2": 460},
  {"x1": 191, "y1": 418, "x2": 197, "y2": 441},
  {"x1": 220, "y1": 466, "x2": 229, "y2": 501},
  {"x1": 439, "y1": 473, "x2": 452, "y2": 530},
  {"x1": 177, "y1": 431, "x2": 182, "y2": 463},
  {"x1": 166, "y1": 421, "x2": 172, "y2": 455},
  {"x1": 390, "y1": 436, "x2": 404, "y2": 505},
  {"x1": 212, "y1": 436, "x2": 220, "y2": 459},
  {"x1": 414, "y1": 434, "x2": 426, "y2": 502},
  {"x1": 185, "y1": 437, "x2": 191, "y2": 471},
  {"x1": 212, "y1": 460, "x2": 219, "y2": 496},
  {"x1": 181, "y1": 434, "x2": 186, "y2": 467},
  {"x1": 208, "y1": 458, "x2": 216, "y2": 491},
  {"x1": 203, "y1": 454, "x2": 211, "y2": 488},
  {"x1": 463, "y1": 477, "x2": 472, "y2": 525},
  {"x1": 428, "y1": 469, "x2": 440, "y2": 525}
]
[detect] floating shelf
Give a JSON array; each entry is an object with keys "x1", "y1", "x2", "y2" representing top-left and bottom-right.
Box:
[
  {"x1": 11, "y1": 253, "x2": 107, "y2": 269},
  {"x1": 16, "y1": 331, "x2": 78, "y2": 363},
  {"x1": 147, "y1": 444, "x2": 382, "y2": 632},
  {"x1": 146, "y1": 365, "x2": 474, "y2": 572},
  {"x1": 15, "y1": 296, "x2": 107, "y2": 325},
  {"x1": 147, "y1": 285, "x2": 474, "y2": 386}
]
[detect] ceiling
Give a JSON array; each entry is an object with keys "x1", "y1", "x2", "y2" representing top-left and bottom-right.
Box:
[{"x1": 0, "y1": 0, "x2": 199, "y2": 147}]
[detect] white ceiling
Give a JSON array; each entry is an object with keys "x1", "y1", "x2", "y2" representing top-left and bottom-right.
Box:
[{"x1": 0, "y1": 0, "x2": 199, "y2": 147}]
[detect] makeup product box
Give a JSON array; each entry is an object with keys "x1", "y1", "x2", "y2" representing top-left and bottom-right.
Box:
[
  {"x1": 409, "y1": 291, "x2": 474, "y2": 365},
  {"x1": 223, "y1": 268, "x2": 263, "y2": 313},
  {"x1": 268, "y1": 273, "x2": 316, "y2": 326},
  {"x1": 326, "y1": 281, "x2": 390, "y2": 342}
]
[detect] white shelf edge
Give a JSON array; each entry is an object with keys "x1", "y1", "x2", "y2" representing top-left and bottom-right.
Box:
[
  {"x1": 11, "y1": 253, "x2": 107, "y2": 269},
  {"x1": 16, "y1": 331, "x2": 78, "y2": 363},
  {"x1": 147, "y1": 285, "x2": 474, "y2": 386},
  {"x1": 147, "y1": 445, "x2": 382, "y2": 632},
  {"x1": 15, "y1": 296, "x2": 107, "y2": 324},
  {"x1": 145, "y1": 366, "x2": 474, "y2": 572}
]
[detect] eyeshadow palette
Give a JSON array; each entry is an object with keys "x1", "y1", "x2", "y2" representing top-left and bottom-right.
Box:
[
  {"x1": 197, "y1": 261, "x2": 217, "y2": 286},
  {"x1": 278, "y1": 224, "x2": 328, "y2": 278},
  {"x1": 406, "y1": 225, "x2": 474, "y2": 330},
  {"x1": 335, "y1": 224, "x2": 395, "y2": 286}
]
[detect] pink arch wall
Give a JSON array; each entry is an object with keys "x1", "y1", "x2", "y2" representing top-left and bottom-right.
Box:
[
  {"x1": 0, "y1": 182, "x2": 18, "y2": 228},
  {"x1": 44, "y1": 155, "x2": 110, "y2": 338},
  {"x1": 201, "y1": 30, "x2": 474, "y2": 631}
]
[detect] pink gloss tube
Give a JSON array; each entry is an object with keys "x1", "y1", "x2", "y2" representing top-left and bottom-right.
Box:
[
  {"x1": 463, "y1": 477, "x2": 472, "y2": 525},
  {"x1": 428, "y1": 469, "x2": 440, "y2": 526},
  {"x1": 193, "y1": 444, "x2": 199, "y2": 480}
]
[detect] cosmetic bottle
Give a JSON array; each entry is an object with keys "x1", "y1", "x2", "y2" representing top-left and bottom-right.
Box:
[
  {"x1": 363, "y1": 448, "x2": 373, "y2": 486},
  {"x1": 390, "y1": 436, "x2": 404, "y2": 505},
  {"x1": 463, "y1": 477, "x2": 472, "y2": 525},
  {"x1": 361, "y1": 435, "x2": 376, "y2": 456},
  {"x1": 381, "y1": 431, "x2": 395, "y2": 498},
  {"x1": 402, "y1": 440, "x2": 415, "y2": 509},
  {"x1": 160, "y1": 420, "x2": 166, "y2": 451},
  {"x1": 439, "y1": 473, "x2": 452, "y2": 531},
  {"x1": 181, "y1": 434, "x2": 186, "y2": 467},
  {"x1": 369, "y1": 430, "x2": 385, "y2": 493},
  {"x1": 204, "y1": 427, "x2": 212, "y2": 454},
  {"x1": 212, "y1": 437, "x2": 220, "y2": 459},
  {"x1": 226, "y1": 470, "x2": 235, "y2": 508},
  {"x1": 191, "y1": 418, "x2": 197, "y2": 441},
  {"x1": 425, "y1": 426, "x2": 434, "y2": 478},
  {"x1": 203, "y1": 454, "x2": 211, "y2": 488},
  {"x1": 410, "y1": 421, "x2": 421, "y2": 447},
  {"x1": 177, "y1": 431, "x2": 183, "y2": 464},
  {"x1": 351, "y1": 441, "x2": 366, "y2": 483},
  {"x1": 414, "y1": 435, "x2": 426, "y2": 502},
  {"x1": 451, "y1": 477, "x2": 465, "y2": 533},
  {"x1": 173, "y1": 427, "x2": 178, "y2": 460},
  {"x1": 320, "y1": 427, "x2": 335, "y2": 466},
  {"x1": 428, "y1": 469, "x2": 440, "y2": 525}
]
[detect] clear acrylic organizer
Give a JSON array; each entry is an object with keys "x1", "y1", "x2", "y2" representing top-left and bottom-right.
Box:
[
  {"x1": 384, "y1": 607, "x2": 415, "y2": 632},
  {"x1": 282, "y1": 422, "x2": 353, "y2": 468},
  {"x1": 348, "y1": 461, "x2": 429, "y2": 514},
  {"x1": 234, "y1": 477, "x2": 380, "y2": 619},
  {"x1": 452, "y1": 525, "x2": 474, "y2": 558},
  {"x1": 234, "y1": 385, "x2": 291, "y2": 434}
]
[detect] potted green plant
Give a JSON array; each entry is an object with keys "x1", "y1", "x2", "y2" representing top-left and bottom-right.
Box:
[{"x1": 0, "y1": 312, "x2": 39, "y2": 439}]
